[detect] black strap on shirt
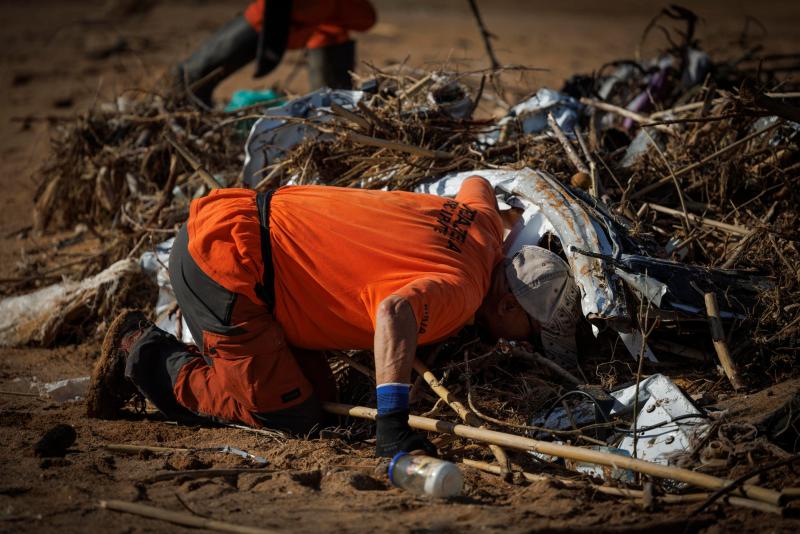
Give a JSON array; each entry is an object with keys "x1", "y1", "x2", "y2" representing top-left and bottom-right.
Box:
[{"x1": 255, "y1": 190, "x2": 277, "y2": 311}]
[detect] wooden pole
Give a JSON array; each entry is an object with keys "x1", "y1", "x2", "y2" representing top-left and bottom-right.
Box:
[
  {"x1": 644, "y1": 203, "x2": 750, "y2": 236},
  {"x1": 579, "y1": 98, "x2": 674, "y2": 135},
  {"x1": 322, "y1": 402, "x2": 781, "y2": 506},
  {"x1": 413, "y1": 359, "x2": 513, "y2": 477},
  {"x1": 463, "y1": 459, "x2": 783, "y2": 515},
  {"x1": 99, "y1": 500, "x2": 278, "y2": 534},
  {"x1": 704, "y1": 293, "x2": 745, "y2": 391}
]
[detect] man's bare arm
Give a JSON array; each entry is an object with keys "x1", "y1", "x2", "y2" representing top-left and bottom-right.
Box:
[{"x1": 373, "y1": 294, "x2": 418, "y2": 385}]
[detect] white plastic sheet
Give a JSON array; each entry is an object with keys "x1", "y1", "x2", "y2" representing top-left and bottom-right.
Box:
[{"x1": 139, "y1": 238, "x2": 194, "y2": 344}]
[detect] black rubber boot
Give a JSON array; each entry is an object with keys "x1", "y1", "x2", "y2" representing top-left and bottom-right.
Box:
[
  {"x1": 307, "y1": 40, "x2": 356, "y2": 90},
  {"x1": 173, "y1": 14, "x2": 258, "y2": 106}
]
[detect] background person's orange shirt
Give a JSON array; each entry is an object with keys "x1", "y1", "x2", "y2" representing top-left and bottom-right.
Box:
[{"x1": 269, "y1": 177, "x2": 503, "y2": 349}]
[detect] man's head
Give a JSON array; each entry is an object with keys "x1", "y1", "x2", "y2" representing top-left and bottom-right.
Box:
[
  {"x1": 478, "y1": 261, "x2": 534, "y2": 341},
  {"x1": 478, "y1": 246, "x2": 581, "y2": 365}
]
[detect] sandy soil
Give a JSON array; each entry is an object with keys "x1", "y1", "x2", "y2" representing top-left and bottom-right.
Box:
[{"x1": 1, "y1": 1, "x2": 799, "y2": 532}]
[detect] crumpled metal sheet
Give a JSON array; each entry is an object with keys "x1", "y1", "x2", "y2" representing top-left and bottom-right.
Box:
[
  {"x1": 615, "y1": 374, "x2": 709, "y2": 465},
  {"x1": 416, "y1": 168, "x2": 628, "y2": 323},
  {"x1": 510, "y1": 169, "x2": 626, "y2": 321}
]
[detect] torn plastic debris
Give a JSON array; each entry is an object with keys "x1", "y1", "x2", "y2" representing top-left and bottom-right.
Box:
[
  {"x1": 11, "y1": 376, "x2": 90, "y2": 402},
  {"x1": 620, "y1": 129, "x2": 666, "y2": 168},
  {"x1": 242, "y1": 88, "x2": 366, "y2": 188},
  {"x1": 613, "y1": 269, "x2": 667, "y2": 307},
  {"x1": 484, "y1": 88, "x2": 582, "y2": 144},
  {"x1": 750, "y1": 114, "x2": 800, "y2": 146},
  {"x1": 139, "y1": 238, "x2": 194, "y2": 344},
  {"x1": 198, "y1": 445, "x2": 268, "y2": 465},
  {"x1": 0, "y1": 258, "x2": 154, "y2": 348},
  {"x1": 529, "y1": 374, "x2": 708, "y2": 479},
  {"x1": 616, "y1": 374, "x2": 709, "y2": 465}
]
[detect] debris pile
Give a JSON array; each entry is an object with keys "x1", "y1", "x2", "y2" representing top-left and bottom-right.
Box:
[{"x1": 2, "y1": 5, "x2": 799, "y2": 519}]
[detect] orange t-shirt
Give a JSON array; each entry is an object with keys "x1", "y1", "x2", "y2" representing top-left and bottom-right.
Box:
[{"x1": 187, "y1": 177, "x2": 503, "y2": 349}]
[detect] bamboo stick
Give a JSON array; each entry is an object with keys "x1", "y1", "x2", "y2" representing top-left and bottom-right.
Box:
[
  {"x1": 644, "y1": 203, "x2": 750, "y2": 236},
  {"x1": 322, "y1": 402, "x2": 782, "y2": 506},
  {"x1": 330, "y1": 102, "x2": 371, "y2": 131},
  {"x1": 413, "y1": 359, "x2": 513, "y2": 477},
  {"x1": 0, "y1": 390, "x2": 40, "y2": 397},
  {"x1": 704, "y1": 293, "x2": 745, "y2": 391},
  {"x1": 99, "y1": 500, "x2": 277, "y2": 534},
  {"x1": 781, "y1": 487, "x2": 800, "y2": 500},
  {"x1": 463, "y1": 459, "x2": 783, "y2": 514},
  {"x1": 511, "y1": 348, "x2": 582, "y2": 385},
  {"x1": 547, "y1": 113, "x2": 589, "y2": 174},
  {"x1": 348, "y1": 133, "x2": 453, "y2": 159},
  {"x1": 727, "y1": 496, "x2": 785, "y2": 516},
  {"x1": 579, "y1": 98, "x2": 674, "y2": 135}
]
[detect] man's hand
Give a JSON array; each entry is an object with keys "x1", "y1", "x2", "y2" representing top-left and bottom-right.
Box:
[{"x1": 375, "y1": 410, "x2": 437, "y2": 458}]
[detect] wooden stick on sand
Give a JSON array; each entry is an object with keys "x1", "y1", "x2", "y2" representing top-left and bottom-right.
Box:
[
  {"x1": 322, "y1": 402, "x2": 782, "y2": 506},
  {"x1": 463, "y1": 459, "x2": 783, "y2": 515},
  {"x1": 99, "y1": 500, "x2": 277, "y2": 534}
]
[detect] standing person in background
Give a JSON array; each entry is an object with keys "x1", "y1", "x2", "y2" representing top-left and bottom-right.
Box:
[{"x1": 173, "y1": 0, "x2": 376, "y2": 106}]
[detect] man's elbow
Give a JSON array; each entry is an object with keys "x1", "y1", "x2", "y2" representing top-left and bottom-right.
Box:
[{"x1": 376, "y1": 295, "x2": 411, "y2": 321}]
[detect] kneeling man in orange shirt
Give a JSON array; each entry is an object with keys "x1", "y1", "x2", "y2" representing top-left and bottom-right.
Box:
[{"x1": 87, "y1": 176, "x2": 580, "y2": 457}]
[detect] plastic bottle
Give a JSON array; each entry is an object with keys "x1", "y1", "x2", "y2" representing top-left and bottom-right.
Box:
[{"x1": 388, "y1": 453, "x2": 463, "y2": 497}]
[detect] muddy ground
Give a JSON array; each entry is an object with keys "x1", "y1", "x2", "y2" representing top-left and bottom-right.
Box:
[{"x1": 1, "y1": 1, "x2": 800, "y2": 532}]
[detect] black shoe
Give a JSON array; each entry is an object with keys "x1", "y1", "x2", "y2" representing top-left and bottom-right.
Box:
[
  {"x1": 307, "y1": 40, "x2": 355, "y2": 90},
  {"x1": 86, "y1": 310, "x2": 152, "y2": 419},
  {"x1": 171, "y1": 14, "x2": 258, "y2": 106}
]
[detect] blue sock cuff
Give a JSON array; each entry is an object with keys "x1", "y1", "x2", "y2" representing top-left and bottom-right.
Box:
[{"x1": 376, "y1": 383, "x2": 410, "y2": 416}]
